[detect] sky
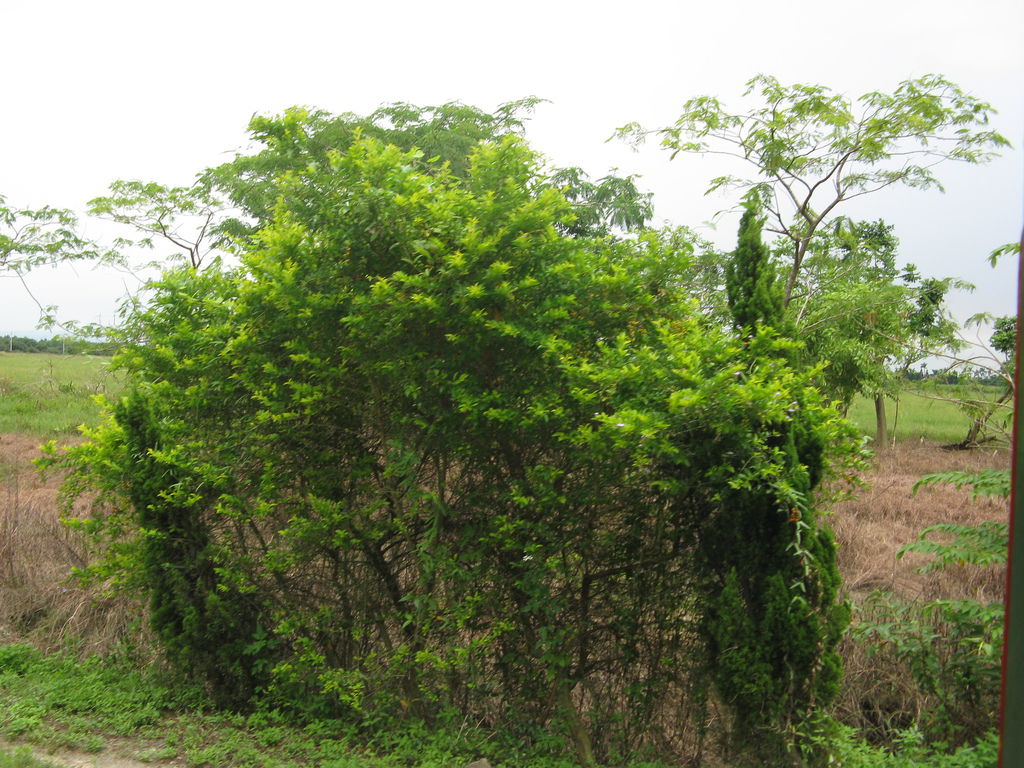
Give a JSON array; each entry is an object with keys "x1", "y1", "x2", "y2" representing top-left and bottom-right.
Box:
[{"x1": 2, "y1": 0, "x2": 1022, "y2": 341}]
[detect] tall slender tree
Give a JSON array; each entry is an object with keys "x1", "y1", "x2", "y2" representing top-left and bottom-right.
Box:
[
  {"x1": 726, "y1": 200, "x2": 783, "y2": 331},
  {"x1": 694, "y1": 203, "x2": 849, "y2": 762}
]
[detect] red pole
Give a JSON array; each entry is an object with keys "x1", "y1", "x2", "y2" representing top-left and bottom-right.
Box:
[{"x1": 1000, "y1": 227, "x2": 1024, "y2": 767}]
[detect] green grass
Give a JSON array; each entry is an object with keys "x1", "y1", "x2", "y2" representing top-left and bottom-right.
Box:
[
  {"x1": 0, "y1": 746, "x2": 63, "y2": 768},
  {"x1": 0, "y1": 642, "x2": 999, "y2": 768},
  {"x1": 0, "y1": 643, "x2": 584, "y2": 768},
  {"x1": 847, "y1": 384, "x2": 1011, "y2": 445},
  {"x1": 0, "y1": 353, "x2": 120, "y2": 437}
]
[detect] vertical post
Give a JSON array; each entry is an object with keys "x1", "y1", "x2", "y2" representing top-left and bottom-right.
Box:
[{"x1": 1000, "y1": 228, "x2": 1024, "y2": 767}]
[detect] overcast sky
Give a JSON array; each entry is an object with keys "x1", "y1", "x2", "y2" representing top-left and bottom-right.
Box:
[{"x1": 2, "y1": 0, "x2": 1021, "y2": 338}]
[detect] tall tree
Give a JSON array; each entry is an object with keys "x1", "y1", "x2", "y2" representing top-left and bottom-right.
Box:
[
  {"x1": 618, "y1": 74, "x2": 1010, "y2": 305},
  {"x1": 793, "y1": 218, "x2": 959, "y2": 441}
]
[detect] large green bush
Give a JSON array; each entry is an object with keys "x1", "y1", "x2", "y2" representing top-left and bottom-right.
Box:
[{"x1": 55, "y1": 135, "x2": 857, "y2": 764}]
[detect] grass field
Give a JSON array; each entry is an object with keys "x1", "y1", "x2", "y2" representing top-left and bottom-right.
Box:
[
  {"x1": 0, "y1": 353, "x2": 119, "y2": 437},
  {"x1": 847, "y1": 384, "x2": 1011, "y2": 446}
]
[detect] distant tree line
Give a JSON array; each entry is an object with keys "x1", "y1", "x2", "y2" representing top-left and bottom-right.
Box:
[
  {"x1": 1, "y1": 334, "x2": 114, "y2": 355},
  {"x1": 902, "y1": 368, "x2": 1006, "y2": 387}
]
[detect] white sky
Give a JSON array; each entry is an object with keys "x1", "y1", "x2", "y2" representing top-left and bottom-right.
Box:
[{"x1": 2, "y1": 0, "x2": 1022, "y2": 336}]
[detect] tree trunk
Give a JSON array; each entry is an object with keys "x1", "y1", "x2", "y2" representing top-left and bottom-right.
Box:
[
  {"x1": 874, "y1": 395, "x2": 888, "y2": 447},
  {"x1": 556, "y1": 683, "x2": 596, "y2": 767},
  {"x1": 957, "y1": 384, "x2": 1013, "y2": 449}
]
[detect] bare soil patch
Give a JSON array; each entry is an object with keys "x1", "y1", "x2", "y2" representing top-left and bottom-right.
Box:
[{"x1": 0, "y1": 738, "x2": 185, "y2": 768}]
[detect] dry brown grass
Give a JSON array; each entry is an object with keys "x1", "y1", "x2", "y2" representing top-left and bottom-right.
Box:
[
  {"x1": 0, "y1": 433, "x2": 140, "y2": 654},
  {"x1": 832, "y1": 440, "x2": 1008, "y2": 604},
  {"x1": 829, "y1": 440, "x2": 1008, "y2": 741}
]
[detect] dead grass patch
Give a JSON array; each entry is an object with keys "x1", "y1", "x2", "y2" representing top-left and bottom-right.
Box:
[
  {"x1": 0, "y1": 434, "x2": 140, "y2": 655},
  {"x1": 831, "y1": 441, "x2": 1008, "y2": 603},
  {"x1": 830, "y1": 440, "x2": 1008, "y2": 742}
]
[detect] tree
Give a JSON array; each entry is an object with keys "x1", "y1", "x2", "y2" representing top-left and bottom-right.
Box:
[
  {"x1": 619, "y1": 74, "x2": 1010, "y2": 305},
  {"x1": 726, "y1": 199, "x2": 783, "y2": 331},
  {"x1": 202, "y1": 100, "x2": 652, "y2": 244},
  {"x1": 698, "y1": 207, "x2": 851, "y2": 761},
  {"x1": 86, "y1": 100, "x2": 653, "y2": 286},
  {"x1": 547, "y1": 166, "x2": 652, "y2": 237},
  {"x1": 199, "y1": 100, "x2": 542, "y2": 241},
  {"x1": 792, "y1": 217, "x2": 959, "y2": 442},
  {"x1": 990, "y1": 315, "x2": 1017, "y2": 357},
  {"x1": 949, "y1": 316, "x2": 1015, "y2": 448},
  {"x1": 0, "y1": 194, "x2": 105, "y2": 273},
  {"x1": 619, "y1": 75, "x2": 999, "y2": 445},
  {"x1": 1, "y1": 193, "x2": 118, "y2": 329},
  {"x1": 87, "y1": 181, "x2": 227, "y2": 271},
  {"x1": 53, "y1": 131, "x2": 859, "y2": 764}
]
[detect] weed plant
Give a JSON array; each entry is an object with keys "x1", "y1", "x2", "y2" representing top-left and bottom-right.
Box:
[
  {"x1": 837, "y1": 467, "x2": 1007, "y2": 766},
  {"x1": 804, "y1": 719, "x2": 998, "y2": 768},
  {"x1": 0, "y1": 638, "x2": 1002, "y2": 768}
]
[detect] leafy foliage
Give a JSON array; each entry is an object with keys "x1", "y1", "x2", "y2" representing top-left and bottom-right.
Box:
[
  {"x1": 725, "y1": 201, "x2": 783, "y2": 332},
  {"x1": 915, "y1": 468, "x2": 1011, "y2": 500},
  {"x1": 793, "y1": 218, "x2": 959, "y2": 409},
  {"x1": 53, "y1": 131, "x2": 857, "y2": 764},
  {"x1": 0, "y1": 194, "x2": 112, "y2": 274},
  {"x1": 899, "y1": 522, "x2": 1009, "y2": 572},
  {"x1": 620, "y1": 75, "x2": 994, "y2": 426},
  {"x1": 202, "y1": 99, "x2": 651, "y2": 246},
  {"x1": 548, "y1": 166, "x2": 652, "y2": 237},
  {"x1": 88, "y1": 180, "x2": 226, "y2": 270},
  {"x1": 693, "y1": 205, "x2": 852, "y2": 762},
  {"x1": 989, "y1": 316, "x2": 1016, "y2": 358},
  {"x1": 804, "y1": 719, "x2": 998, "y2": 768},
  {"x1": 113, "y1": 391, "x2": 273, "y2": 707},
  {"x1": 852, "y1": 592, "x2": 1002, "y2": 747},
  {"x1": 619, "y1": 73, "x2": 1009, "y2": 306}
]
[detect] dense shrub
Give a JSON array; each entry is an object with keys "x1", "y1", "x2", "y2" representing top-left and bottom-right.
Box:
[{"x1": 53, "y1": 136, "x2": 857, "y2": 764}]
